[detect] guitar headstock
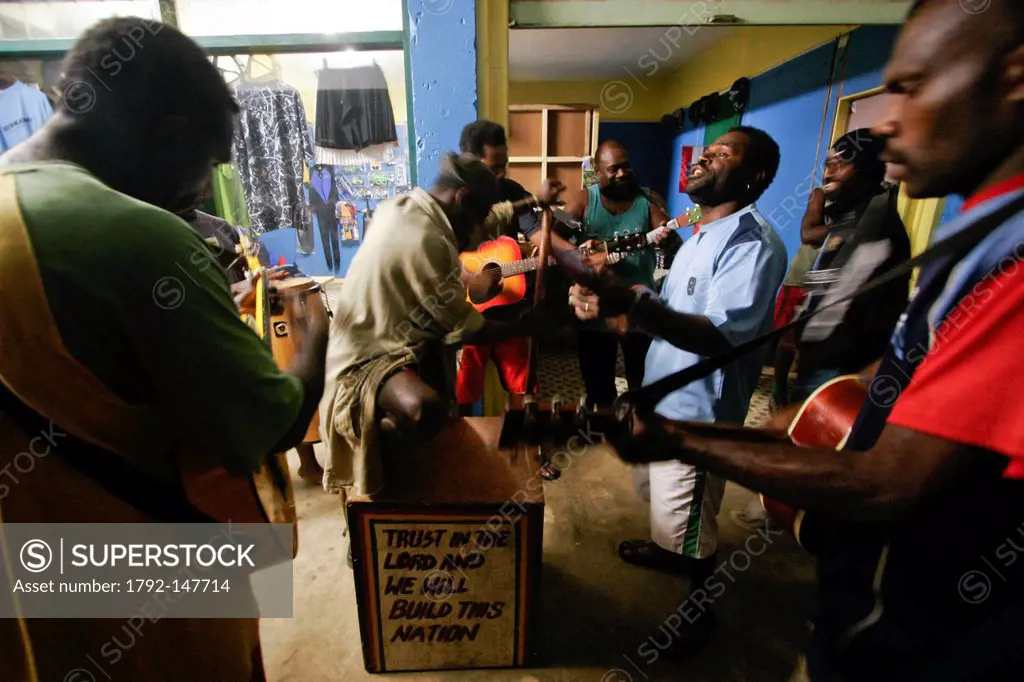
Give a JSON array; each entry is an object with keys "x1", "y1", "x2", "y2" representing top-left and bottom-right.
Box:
[
  {"x1": 499, "y1": 393, "x2": 627, "y2": 448},
  {"x1": 680, "y1": 205, "x2": 702, "y2": 227},
  {"x1": 604, "y1": 230, "x2": 649, "y2": 255}
]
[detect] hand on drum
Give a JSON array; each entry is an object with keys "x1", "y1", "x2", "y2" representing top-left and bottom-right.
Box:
[
  {"x1": 302, "y1": 291, "x2": 330, "y2": 353},
  {"x1": 231, "y1": 266, "x2": 291, "y2": 311}
]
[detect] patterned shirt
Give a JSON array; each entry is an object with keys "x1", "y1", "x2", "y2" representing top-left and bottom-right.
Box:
[{"x1": 232, "y1": 80, "x2": 314, "y2": 243}]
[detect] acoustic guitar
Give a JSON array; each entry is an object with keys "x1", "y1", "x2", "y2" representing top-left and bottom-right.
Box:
[
  {"x1": 498, "y1": 373, "x2": 868, "y2": 538},
  {"x1": 460, "y1": 208, "x2": 700, "y2": 312}
]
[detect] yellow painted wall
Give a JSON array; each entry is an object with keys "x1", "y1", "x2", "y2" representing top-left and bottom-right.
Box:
[
  {"x1": 661, "y1": 26, "x2": 854, "y2": 109},
  {"x1": 477, "y1": 0, "x2": 510, "y2": 130},
  {"x1": 509, "y1": 79, "x2": 671, "y2": 121},
  {"x1": 509, "y1": 27, "x2": 855, "y2": 122}
]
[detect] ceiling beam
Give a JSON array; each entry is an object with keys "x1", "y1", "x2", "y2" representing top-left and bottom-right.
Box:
[{"x1": 510, "y1": 1, "x2": 912, "y2": 28}]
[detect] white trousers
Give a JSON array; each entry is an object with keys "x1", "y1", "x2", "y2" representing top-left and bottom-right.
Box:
[{"x1": 634, "y1": 461, "x2": 727, "y2": 559}]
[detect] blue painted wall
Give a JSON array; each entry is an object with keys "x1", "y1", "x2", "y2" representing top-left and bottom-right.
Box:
[
  {"x1": 406, "y1": 0, "x2": 478, "y2": 187},
  {"x1": 661, "y1": 25, "x2": 968, "y2": 263},
  {"x1": 743, "y1": 43, "x2": 837, "y2": 260},
  {"x1": 599, "y1": 122, "x2": 672, "y2": 203}
]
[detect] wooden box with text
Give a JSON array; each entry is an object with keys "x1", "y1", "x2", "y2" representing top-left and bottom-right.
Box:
[{"x1": 347, "y1": 417, "x2": 544, "y2": 673}]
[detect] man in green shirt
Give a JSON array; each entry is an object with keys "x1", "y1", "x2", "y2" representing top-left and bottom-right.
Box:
[
  {"x1": 560, "y1": 140, "x2": 673, "y2": 408},
  {"x1": 0, "y1": 17, "x2": 326, "y2": 681}
]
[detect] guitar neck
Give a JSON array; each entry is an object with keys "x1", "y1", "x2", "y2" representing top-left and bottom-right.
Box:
[
  {"x1": 604, "y1": 209, "x2": 700, "y2": 265},
  {"x1": 500, "y1": 255, "x2": 556, "y2": 278}
]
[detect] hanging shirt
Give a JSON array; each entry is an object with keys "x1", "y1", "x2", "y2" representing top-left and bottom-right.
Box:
[
  {"x1": 644, "y1": 204, "x2": 787, "y2": 424},
  {"x1": 0, "y1": 81, "x2": 53, "y2": 152},
  {"x1": 315, "y1": 64, "x2": 397, "y2": 151},
  {"x1": 231, "y1": 80, "x2": 314, "y2": 243}
]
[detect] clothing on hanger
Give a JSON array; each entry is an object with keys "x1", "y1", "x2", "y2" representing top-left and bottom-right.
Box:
[
  {"x1": 308, "y1": 165, "x2": 342, "y2": 273},
  {"x1": 231, "y1": 79, "x2": 314, "y2": 251},
  {"x1": 315, "y1": 63, "x2": 397, "y2": 152},
  {"x1": 210, "y1": 163, "x2": 252, "y2": 230},
  {"x1": 0, "y1": 80, "x2": 54, "y2": 152}
]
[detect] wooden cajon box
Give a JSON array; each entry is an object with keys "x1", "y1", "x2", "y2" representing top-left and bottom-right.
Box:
[{"x1": 347, "y1": 417, "x2": 544, "y2": 673}]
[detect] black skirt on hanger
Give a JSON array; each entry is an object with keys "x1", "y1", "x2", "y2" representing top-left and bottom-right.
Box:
[{"x1": 315, "y1": 63, "x2": 397, "y2": 152}]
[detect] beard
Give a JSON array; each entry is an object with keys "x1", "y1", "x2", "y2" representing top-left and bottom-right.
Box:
[
  {"x1": 600, "y1": 177, "x2": 640, "y2": 201},
  {"x1": 685, "y1": 170, "x2": 716, "y2": 204}
]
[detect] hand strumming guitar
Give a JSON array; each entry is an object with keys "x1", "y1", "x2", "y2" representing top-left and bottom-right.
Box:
[{"x1": 461, "y1": 264, "x2": 502, "y2": 303}]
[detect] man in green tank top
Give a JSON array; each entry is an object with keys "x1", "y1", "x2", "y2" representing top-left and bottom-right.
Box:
[{"x1": 560, "y1": 141, "x2": 673, "y2": 407}]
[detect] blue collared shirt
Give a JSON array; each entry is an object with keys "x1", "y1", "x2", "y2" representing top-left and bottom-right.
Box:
[{"x1": 643, "y1": 204, "x2": 787, "y2": 424}]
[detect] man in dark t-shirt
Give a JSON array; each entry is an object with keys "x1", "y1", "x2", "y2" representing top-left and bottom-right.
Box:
[{"x1": 793, "y1": 130, "x2": 910, "y2": 400}]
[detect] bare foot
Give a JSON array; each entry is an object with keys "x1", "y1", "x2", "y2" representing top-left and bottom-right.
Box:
[
  {"x1": 296, "y1": 445, "x2": 324, "y2": 485},
  {"x1": 298, "y1": 463, "x2": 324, "y2": 485}
]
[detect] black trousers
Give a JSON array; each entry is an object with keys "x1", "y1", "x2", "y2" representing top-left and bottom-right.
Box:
[
  {"x1": 314, "y1": 207, "x2": 341, "y2": 273},
  {"x1": 577, "y1": 330, "x2": 653, "y2": 408}
]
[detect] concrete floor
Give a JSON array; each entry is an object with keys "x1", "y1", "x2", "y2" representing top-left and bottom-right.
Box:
[{"x1": 262, "y1": 440, "x2": 816, "y2": 682}]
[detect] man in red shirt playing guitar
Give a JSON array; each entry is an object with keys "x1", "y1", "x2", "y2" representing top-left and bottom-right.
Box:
[{"x1": 576, "y1": 0, "x2": 1024, "y2": 676}]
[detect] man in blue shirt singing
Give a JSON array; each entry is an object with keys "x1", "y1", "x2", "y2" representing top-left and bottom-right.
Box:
[{"x1": 569, "y1": 126, "x2": 787, "y2": 653}]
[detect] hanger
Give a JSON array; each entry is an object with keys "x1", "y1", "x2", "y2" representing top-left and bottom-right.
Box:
[
  {"x1": 0, "y1": 70, "x2": 21, "y2": 90},
  {"x1": 240, "y1": 55, "x2": 277, "y2": 83}
]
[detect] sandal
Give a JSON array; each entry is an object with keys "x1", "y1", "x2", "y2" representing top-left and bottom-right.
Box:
[
  {"x1": 618, "y1": 540, "x2": 695, "y2": 573},
  {"x1": 539, "y1": 461, "x2": 561, "y2": 481}
]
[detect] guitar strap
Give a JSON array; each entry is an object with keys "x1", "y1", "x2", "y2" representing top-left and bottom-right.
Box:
[
  {"x1": 621, "y1": 192, "x2": 1024, "y2": 416},
  {"x1": 0, "y1": 383, "x2": 217, "y2": 523}
]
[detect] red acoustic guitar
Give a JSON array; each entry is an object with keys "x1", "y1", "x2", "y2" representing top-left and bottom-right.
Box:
[{"x1": 760, "y1": 375, "x2": 868, "y2": 538}]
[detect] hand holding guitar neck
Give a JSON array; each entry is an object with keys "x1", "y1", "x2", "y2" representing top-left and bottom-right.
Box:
[{"x1": 535, "y1": 178, "x2": 566, "y2": 207}]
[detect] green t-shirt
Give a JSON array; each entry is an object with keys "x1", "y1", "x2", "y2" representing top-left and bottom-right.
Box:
[
  {"x1": 11, "y1": 162, "x2": 302, "y2": 475},
  {"x1": 585, "y1": 183, "x2": 655, "y2": 288}
]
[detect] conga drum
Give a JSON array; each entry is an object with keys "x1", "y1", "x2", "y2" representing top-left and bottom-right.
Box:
[{"x1": 271, "y1": 277, "x2": 326, "y2": 444}]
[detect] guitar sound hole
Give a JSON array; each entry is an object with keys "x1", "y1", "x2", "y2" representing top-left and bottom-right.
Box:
[{"x1": 469, "y1": 262, "x2": 504, "y2": 304}]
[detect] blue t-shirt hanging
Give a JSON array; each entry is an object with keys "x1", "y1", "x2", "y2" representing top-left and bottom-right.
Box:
[{"x1": 0, "y1": 82, "x2": 54, "y2": 152}]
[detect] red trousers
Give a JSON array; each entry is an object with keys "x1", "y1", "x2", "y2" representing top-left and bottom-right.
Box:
[{"x1": 456, "y1": 337, "x2": 535, "y2": 404}]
